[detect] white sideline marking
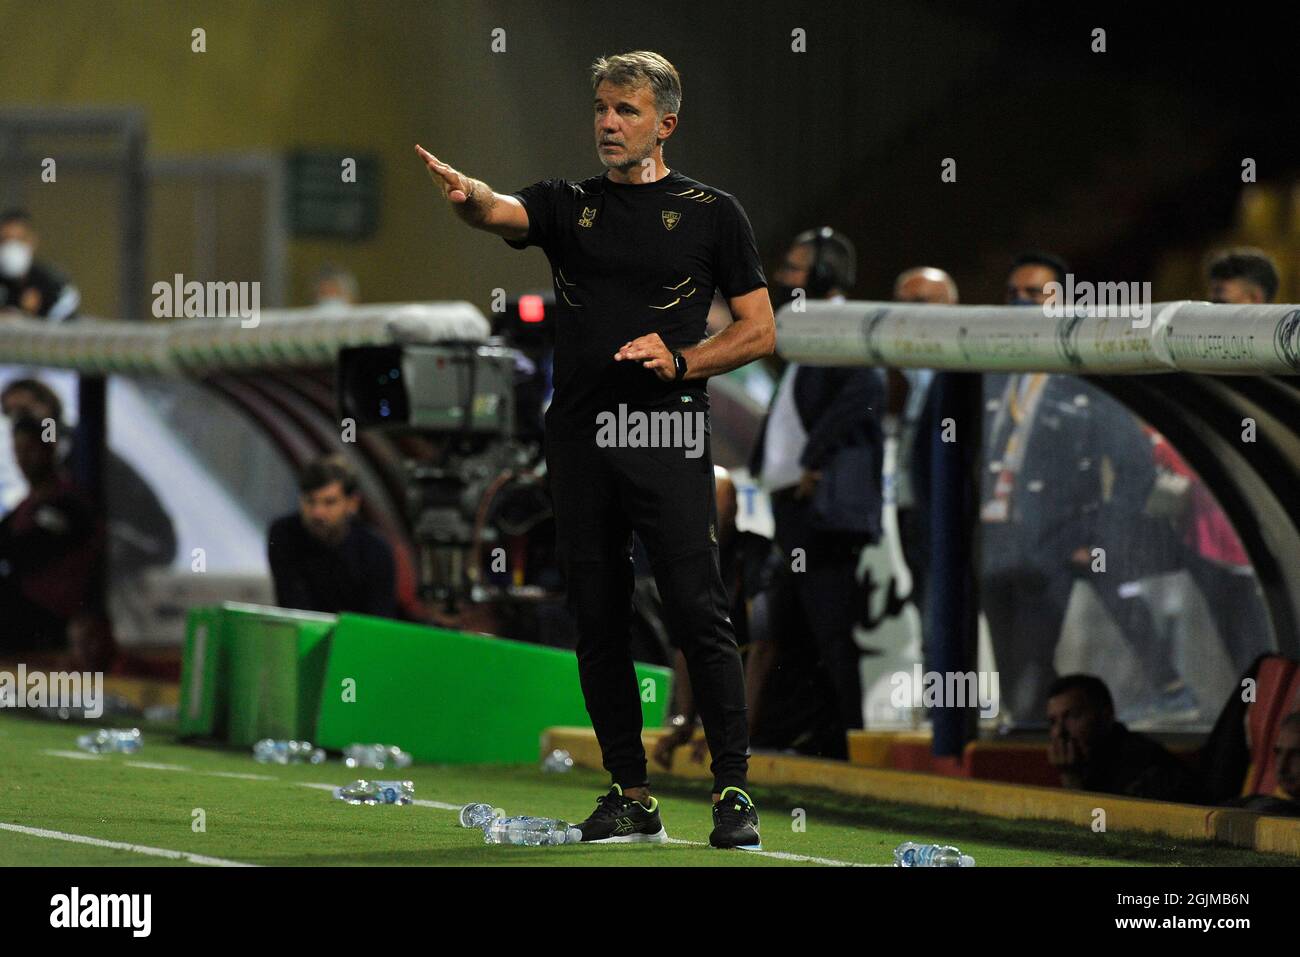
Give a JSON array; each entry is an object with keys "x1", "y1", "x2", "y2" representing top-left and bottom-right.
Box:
[
  {"x1": 205, "y1": 771, "x2": 277, "y2": 781},
  {"x1": 44, "y1": 750, "x2": 272, "y2": 780},
  {"x1": 42, "y1": 749, "x2": 102, "y2": 760},
  {"x1": 0, "y1": 822, "x2": 257, "y2": 867},
  {"x1": 413, "y1": 798, "x2": 466, "y2": 811},
  {"x1": 664, "y1": 836, "x2": 875, "y2": 867}
]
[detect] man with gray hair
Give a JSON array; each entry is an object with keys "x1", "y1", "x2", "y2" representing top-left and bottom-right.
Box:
[{"x1": 416, "y1": 50, "x2": 774, "y2": 849}]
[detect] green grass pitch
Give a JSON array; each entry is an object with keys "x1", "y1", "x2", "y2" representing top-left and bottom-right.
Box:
[{"x1": 1, "y1": 714, "x2": 1294, "y2": 867}]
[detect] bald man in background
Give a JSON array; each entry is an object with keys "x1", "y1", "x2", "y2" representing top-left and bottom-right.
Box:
[
  {"x1": 892, "y1": 268, "x2": 959, "y2": 643},
  {"x1": 894, "y1": 266, "x2": 959, "y2": 306}
]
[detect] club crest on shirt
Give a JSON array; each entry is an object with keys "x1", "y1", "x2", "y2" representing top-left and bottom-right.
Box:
[
  {"x1": 578, "y1": 207, "x2": 597, "y2": 228},
  {"x1": 661, "y1": 210, "x2": 681, "y2": 231}
]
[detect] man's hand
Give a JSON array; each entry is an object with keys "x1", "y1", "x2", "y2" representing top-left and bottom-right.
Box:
[
  {"x1": 1047, "y1": 735, "x2": 1077, "y2": 768},
  {"x1": 615, "y1": 333, "x2": 676, "y2": 381},
  {"x1": 652, "y1": 727, "x2": 709, "y2": 769},
  {"x1": 414, "y1": 145, "x2": 527, "y2": 239},
  {"x1": 1048, "y1": 735, "x2": 1086, "y2": 788},
  {"x1": 415, "y1": 145, "x2": 474, "y2": 203},
  {"x1": 652, "y1": 725, "x2": 694, "y2": 769},
  {"x1": 795, "y1": 470, "x2": 822, "y2": 500}
]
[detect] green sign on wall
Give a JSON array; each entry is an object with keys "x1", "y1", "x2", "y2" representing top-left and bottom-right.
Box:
[{"x1": 287, "y1": 150, "x2": 381, "y2": 239}]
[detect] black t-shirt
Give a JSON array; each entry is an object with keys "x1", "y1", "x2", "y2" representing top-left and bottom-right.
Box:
[
  {"x1": 267, "y1": 513, "x2": 397, "y2": 618},
  {"x1": 503, "y1": 170, "x2": 766, "y2": 435}
]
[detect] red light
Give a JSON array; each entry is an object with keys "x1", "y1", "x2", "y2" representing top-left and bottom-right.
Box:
[{"x1": 518, "y1": 295, "x2": 546, "y2": 323}]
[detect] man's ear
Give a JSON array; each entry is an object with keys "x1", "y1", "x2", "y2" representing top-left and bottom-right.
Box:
[
  {"x1": 346, "y1": 493, "x2": 362, "y2": 516},
  {"x1": 658, "y1": 113, "x2": 677, "y2": 140}
]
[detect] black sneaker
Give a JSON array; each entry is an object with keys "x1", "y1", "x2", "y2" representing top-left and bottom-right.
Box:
[
  {"x1": 574, "y1": 784, "x2": 668, "y2": 844},
  {"x1": 710, "y1": 786, "x2": 761, "y2": 850}
]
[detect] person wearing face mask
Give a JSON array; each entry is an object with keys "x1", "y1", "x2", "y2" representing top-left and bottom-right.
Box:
[
  {"x1": 0, "y1": 209, "x2": 81, "y2": 323},
  {"x1": 747, "y1": 227, "x2": 886, "y2": 746}
]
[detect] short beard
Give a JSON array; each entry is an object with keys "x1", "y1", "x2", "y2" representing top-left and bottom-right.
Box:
[
  {"x1": 599, "y1": 136, "x2": 660, "y2": 176},
  {"x1": 308, "y1": 520, "x2": 348, "y2": 546}
]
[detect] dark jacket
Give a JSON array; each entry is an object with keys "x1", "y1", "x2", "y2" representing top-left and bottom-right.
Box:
[
  {"x1": 1082, "y1": 722, "x2": 1206, "y2": 803},
  {"x1": 0, "y1": 476, "x2": 104, "y2": 652},
  {"x1": 749, "y1": 364, "x2": 886, "y2": 553},
  {"x1": 267, "y1": 513, "x2": 396, "y2": 618},
  {"x1": 979, "y1": 375, "x2": 1156, "y2": 579}
]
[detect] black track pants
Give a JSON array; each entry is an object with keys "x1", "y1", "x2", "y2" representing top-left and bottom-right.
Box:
[{"x1": 545, "y1": 427, "x2": 750, "y2": 794}]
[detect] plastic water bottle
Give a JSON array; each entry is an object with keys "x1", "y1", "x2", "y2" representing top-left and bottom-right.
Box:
[
  {"x1": 76, "y1": 728, "x2": 143, "y2": 754},
  {"x1": 459, "y1": 803, "x2": 503, "y2": 829},
  {"x1": 893, "y1": 842, "x2": 975, "y2": 867},
  {"x1": 484, "y1": 816, "x2": 581, "y2": 846},
  {"x1": 253, "y1": 739, "x2": 325, "y2": 765},
  {"x1": 333, "y1": 779, "x2": 415, "y2": 805},
  {"x1": 344, "y1": 743, "x2": 412, "y2": 770},
  {"x1": 541, "y1": 749, "x2": 574, "y2": 773}
]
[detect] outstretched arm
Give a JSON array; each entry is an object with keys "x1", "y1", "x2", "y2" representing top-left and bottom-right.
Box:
[{"x1": 414, "y1": 144, "x2": 529, "y2": 241}]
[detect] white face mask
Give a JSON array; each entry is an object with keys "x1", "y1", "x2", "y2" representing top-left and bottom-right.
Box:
[{"x1": 0, "y1": 240, "x2": 33, "y2": 279}]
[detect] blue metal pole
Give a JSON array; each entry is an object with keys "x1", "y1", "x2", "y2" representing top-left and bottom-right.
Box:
[{"x1": 927, "y1": 371, "x2": 981, "y2": 758}]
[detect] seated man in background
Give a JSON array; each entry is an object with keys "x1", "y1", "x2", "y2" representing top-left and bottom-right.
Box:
[
  {"x1": 0, "y1": 416, "x2": 104, "y2": 662},
  {"x1": 2, "y1": 377, "x2": 178, "y2": 578},
  {"x1": 0, "y1": 209, "x2": 81, "y2": 322},
  {"x1": 1046, "y1": 673, "x2": 1205, "y2": 803},
  {"x1": 1222, "y1": 712, "x2": 1300, "y2": 817},
  {"x1": 267, "y1": 454, "x2": 396, "y2": 617}
]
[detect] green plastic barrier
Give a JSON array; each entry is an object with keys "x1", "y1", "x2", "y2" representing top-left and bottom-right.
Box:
[
  {"x1": 177, "y1": 605, "x2": 227, "y2": 738},
  {"x1": 315, "y1": 613, "x2": 672, "y2": 763},
  {"x1": 179, "y1": 603, "x2": 335, "y2": 745}
]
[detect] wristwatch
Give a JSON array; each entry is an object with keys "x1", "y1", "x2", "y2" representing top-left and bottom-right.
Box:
[{"x1": 671, "y1": 350, "x2": 688, "y2": 382}]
